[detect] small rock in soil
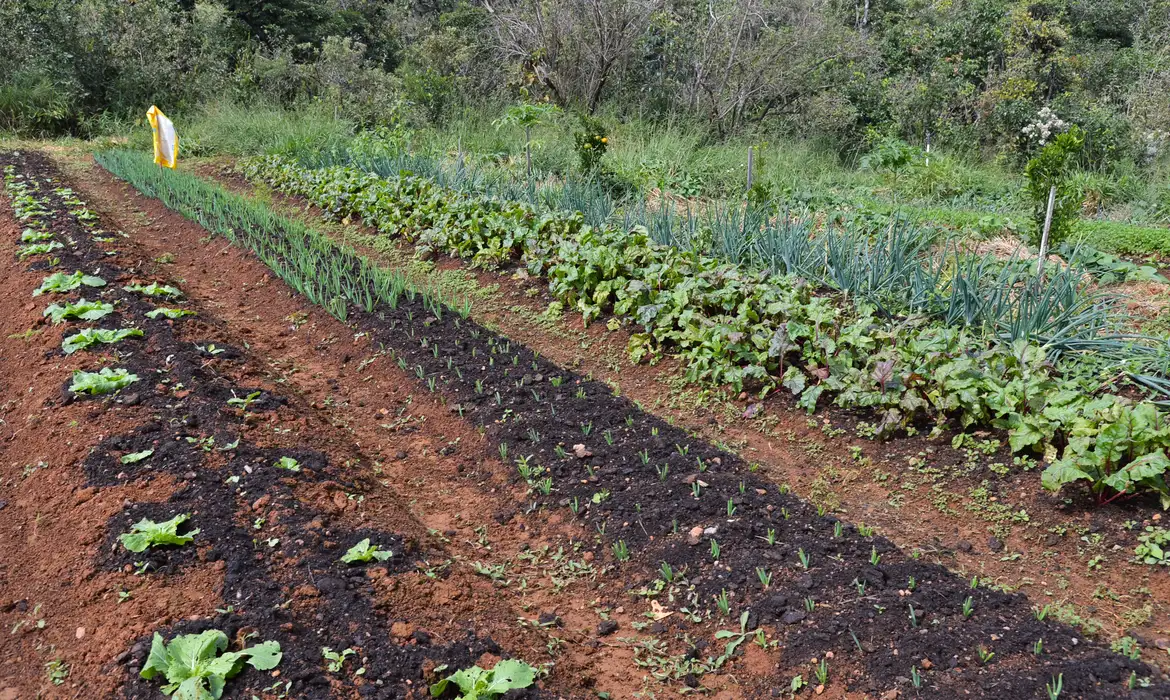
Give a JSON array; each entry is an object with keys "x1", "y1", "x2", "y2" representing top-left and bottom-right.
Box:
[
  {"x1": 572, "y1": 444, "x2": 592, "y2": 458},
  {"x1": 987, "y1": 536, "x2": 1004, "y2": 552},
  {"x1": 955, "y1": 540, "x2": 972, "y2": 553},
  {"x1": 780, "y1": 610, "x2": 806, "y2": 625},
  {"x1": 597, "y1": 620, "x2": 619, "y2": 636},
  {"x1": 412, "y1": 629, "x2": 432, "y2": 645},
  {"x1": 0, "y1": 500, "x2": 6, "y2": 511},
  {"x1": 686, "y1": 526, "x2": 703, "y2": 545},
  {"x1": 537, "y1": 611, "x2": 560, "y2": 627}
]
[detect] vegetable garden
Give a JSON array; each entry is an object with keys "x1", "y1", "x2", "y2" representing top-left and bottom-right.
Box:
[{"x1": 2, "y1": 143, "x2": 1170, "y2": 700}]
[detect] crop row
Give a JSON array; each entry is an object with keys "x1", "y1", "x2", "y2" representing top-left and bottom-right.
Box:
[
  {"x1": 4, "y1": 153, "x2": 536, "y2": 700},
  {"x1": 233, "y1": 153, "x2": 1170, "y2": 509}
]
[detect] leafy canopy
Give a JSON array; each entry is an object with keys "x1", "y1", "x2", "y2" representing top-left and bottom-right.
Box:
[
  {"x1": 69, "y1": 367, "x2": 138, "y2": 395},
  {"x1": 140, "y1": 629, "x2": 281, "y2": 700},
  {"x1": 44, "y1": 298, "x2": 114, "y2": 324},
  {"x1": 430, "y1": 659, "x2": 537, "y2": 700},
  {"x1": 119, "y1": 514, "x2": 199, "y2": 552},
  {"x1": 340, "y1": 538, "x2": 392, "y2": 564},
  {"x1": 34, "y1": 271, "x2": 106, "y2": 296},
  {"x1": 62, "y1": 327, "x2": 143, "y2": 354}
]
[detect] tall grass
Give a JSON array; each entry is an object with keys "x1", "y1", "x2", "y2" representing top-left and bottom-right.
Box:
[{"x1": 175, "y1": 101, "x2": 356, "y2": 159}]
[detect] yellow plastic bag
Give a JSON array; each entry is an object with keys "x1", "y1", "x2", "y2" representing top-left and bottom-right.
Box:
[{"x1": 146, "y1": 106, "x2": 178, "y2": 169}]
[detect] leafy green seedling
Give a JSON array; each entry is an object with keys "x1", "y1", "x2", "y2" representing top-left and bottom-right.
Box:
[
  {"x1": 147, "y1": 307, "x2": 195, "y2": 319},
  {"x1": 140, "y1": 629, "x2": 281, "y2": 699},
  {"x1": 120, "y1": 449, "x2": 155, "y2": 465},
  {"x1": 322, "y1": 647, "x2": 355, "y2": 673},
  {"x1": 119, "y1": 514, "x2": 198, "y2": 552},
  {"x1": 62, "y1": 328, "x2": 143, "y2": 354},
  {"x1": 21, "y1": 228, "x2": 53, "y2": 243},
  {"x1": 70, "y1": 367, "x2": 138, "y2": 395},
  {"x1": 429, "y1": 658, "x2": 537, "y2": 700},
  {"x1": 274, "y1": 456, "x2": 301, "y2": 472},
  {"x1": 227, "y1": 391, "x2": 261, "y2": 411},
  {"x1": 44, "y1": 299, "x2": 114, "y2": 324},
  {"x1": 18, "y1": 241, "x2": 63, "y2": 259},
  {"x1": 341, "y1": 538, "x2": 393, "y2": 564},
  {"x1": 34, "y1": 271, "x2": 106, "y2": 296},
  {"x1": 124, "y1": 282, "x2": 183, "y2": 298}
]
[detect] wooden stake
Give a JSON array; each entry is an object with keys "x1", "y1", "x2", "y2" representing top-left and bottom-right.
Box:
[
  {"x1": 1036, "y1": 184, "x2": 1057, "y2": 276},
  {"x1": 746, "y1": 146, "x2": 754, "y2": 190}
]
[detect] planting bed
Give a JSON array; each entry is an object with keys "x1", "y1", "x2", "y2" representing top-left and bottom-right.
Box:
[{"x1": 4, "y1": 146, "x2": 1169, "y2": 699}]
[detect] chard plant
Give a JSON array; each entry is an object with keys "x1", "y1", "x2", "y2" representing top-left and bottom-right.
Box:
[
  {"x1": 139, "y1": 629, "x2": 281, "y2": 699},
  {"x1": 341, "y1": 538, "x2": 393, "y2": 564},
  {"x1": 44, "y1": 298, "x2": 114, "y2": 324},
  {"x1": 429, "y1": 658, "x2": 538, "y2": 700},
  {"x1": 124, "y1": 282, "x2": 183, "y2": 298},
  {"x1": 62, "y1": 328, "x2": 142, "y2": 354},
  {"x1": 119, "y1": 514, "x2": 198, "y2": 552},
  {"x1": 33, "y1": 271, "x2": 105, "y2": 296},
  {"x1": 147, "y1": 307, "x2": 196, "y2": 319},
  {"x1": 70, "y1": 367, "x2": 138, "y2": 395}
]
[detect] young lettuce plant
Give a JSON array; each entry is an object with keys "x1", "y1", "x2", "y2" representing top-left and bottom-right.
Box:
[
  {"x1": 119, "y1": 514, "x2": 199, "y2": 552},
  {"x1": 341, "y1": 538, "x2": 393, "y2": 564},
  {"x1": 62, "y1": 328, "x2": 143, "y2": 354},
  {"x1": 70, "y1": 367, "x2": 138, "y2": 395},
  {"x1": 124, "y1": 282, "x2": 183, "y2": 298},
  {"x1": 44, "y1": 299, "x2": 114, "y2": 324},
  {"x1": 140, "y1": 629, "x2": 281, "y2": 699},
  {"x1": 33, "y1": 271, "x2": 106, "y2": 296},
  {"x1": 429, "y1": 658, "x2": 537, "y2": 700},
  {"x1": 147, "y1": 307, "x2": 196, "y2": 320}
]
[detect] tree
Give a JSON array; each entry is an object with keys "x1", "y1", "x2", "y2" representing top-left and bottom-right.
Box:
[
  {"x1": 493, "y1": 102, "x2": 562, "y2": 175},
  {"x1": 489, "y1": 0, "x2": 660, "y2": 111}
]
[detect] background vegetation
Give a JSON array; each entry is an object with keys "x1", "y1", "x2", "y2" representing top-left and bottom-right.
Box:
[{"x1": 1, "y1": 1, "x2": 1168, "y2": 251}]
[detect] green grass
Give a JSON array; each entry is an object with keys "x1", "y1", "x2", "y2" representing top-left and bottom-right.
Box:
[{"x1": 131, "y1": 101, "x2": 356, "y2": 159}]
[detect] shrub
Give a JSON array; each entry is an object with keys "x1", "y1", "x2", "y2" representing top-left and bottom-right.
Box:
[{"x1": 1024, "y1": 126, "x2": 1085, "y2": 246}]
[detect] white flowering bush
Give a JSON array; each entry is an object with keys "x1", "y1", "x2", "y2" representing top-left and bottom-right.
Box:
[{"x1": 1021, "y1": 107, "x2": 1067, "y2": 146}]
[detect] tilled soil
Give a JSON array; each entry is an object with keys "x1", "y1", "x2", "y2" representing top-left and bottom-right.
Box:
[{"x1": 3, "y1": 147, "x2": 1168, "y2": 699}]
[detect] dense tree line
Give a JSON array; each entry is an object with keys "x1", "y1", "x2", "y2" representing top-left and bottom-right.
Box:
[{"x1": 1, "y1": 0, "x2": 1167, "y2": 167}]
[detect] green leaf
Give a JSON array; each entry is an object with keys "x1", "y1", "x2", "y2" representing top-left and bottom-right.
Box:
[
  {"x1": 147, "y1": 307, "x2": 196, "y2": 319},
  {"x1": 430, "y1": 659, "x2": 536, "y2": 699},
  {"x1": 69, "y1": 367, "x2": 138, "y2": 395},
  {"x1": 62, "y1": 328, "x2": 143, "y2": 354},
  {"x1": 119, "y1": 514, "x2": 198, "y2": 552},
  {"x1": 124, "y1": 282, "x2": 183, "y2": 298},
  {"x1": 33, "y1": 271, "x2": 106, "y2": 296},
  {"x1": 139, "y1": 629, "x2": 280, "y2": 700},
  {"x1": 1040, "y1": 459, "x2": 1093, "y2": 492},
  {"x1": 120, "y1": 449, "x2": 155, "y2": 465},
  {"x1": 44, "y1": 299, "x2": 114, "y2": 324},
  {"x1": 340, "y1": 538, "x2": 392, "y2": 564}
]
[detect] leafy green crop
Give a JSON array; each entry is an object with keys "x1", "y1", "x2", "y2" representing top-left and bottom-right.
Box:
[
  {"x1": 237, "y1": 155, "x2": 1170, "y2": 506},
  {"x1": 34, "y1": 271, "x2": 106, "y2": 296},
  {"x1": 120, "y1": 449, "x2": 155, "y2": 464},
  {"x1": 274, "y1": 456, "x2": 301, "y2": 472},
  {"x1": 21, "y1": 228, "x2": 54, "y2": 243},
  {"x1": 340, "y1": 538, "x2": 393, "y2": 564},
  {"x1": 147, "y1": 307, "x2": 196, "y2": 319},
  {"x1": 430, "y1": 659, "x2": 537, "y2": 700},
  {"x1": 1135, "y1": 527, "x2": 1170, "y2": 565},
  {"x1": 44, "y1": 298, "x2": 114, "y2": 324},
  {"x1": 62, "y1": 327, "x2": 143, "y2": 354},
  {"x1": 124, "y1": 282, "x2": 183, "y2": 298},
  {"x1": 140, "y1": 629, "x2": 281, "y2": 700},
  {"x1": 18, "y1": 241, "x2": 63, "y2": 259},
  {"x1": 69, "y1": 367, "x2": 138, "y2": 395},
  {"x1": 119, "y1": 514, "x2": 199, "y2": 552}
]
